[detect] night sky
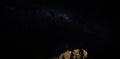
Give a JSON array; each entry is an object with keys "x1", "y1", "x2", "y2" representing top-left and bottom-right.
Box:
[{"x1": 0, "y1": 0, "x2": 115, "y2": 59}]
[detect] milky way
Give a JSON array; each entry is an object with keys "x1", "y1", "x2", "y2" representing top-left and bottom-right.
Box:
[{"x1": 0, "y1": 1, "x2": 114, "y2": 59}]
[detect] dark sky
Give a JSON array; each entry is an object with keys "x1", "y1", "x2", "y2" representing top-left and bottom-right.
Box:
[{"x1": 0, "y1": 0, "x2": 115, "y2": 59}]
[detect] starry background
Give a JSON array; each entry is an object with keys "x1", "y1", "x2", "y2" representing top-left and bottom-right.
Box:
[{"x1": 0, "y1": 0, "x2": 116, "y2": 59}]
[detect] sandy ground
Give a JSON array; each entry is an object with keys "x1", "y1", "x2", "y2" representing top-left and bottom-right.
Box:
[{"x1": 50, "y1": 57, "x2": 59, "y2": 59}]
